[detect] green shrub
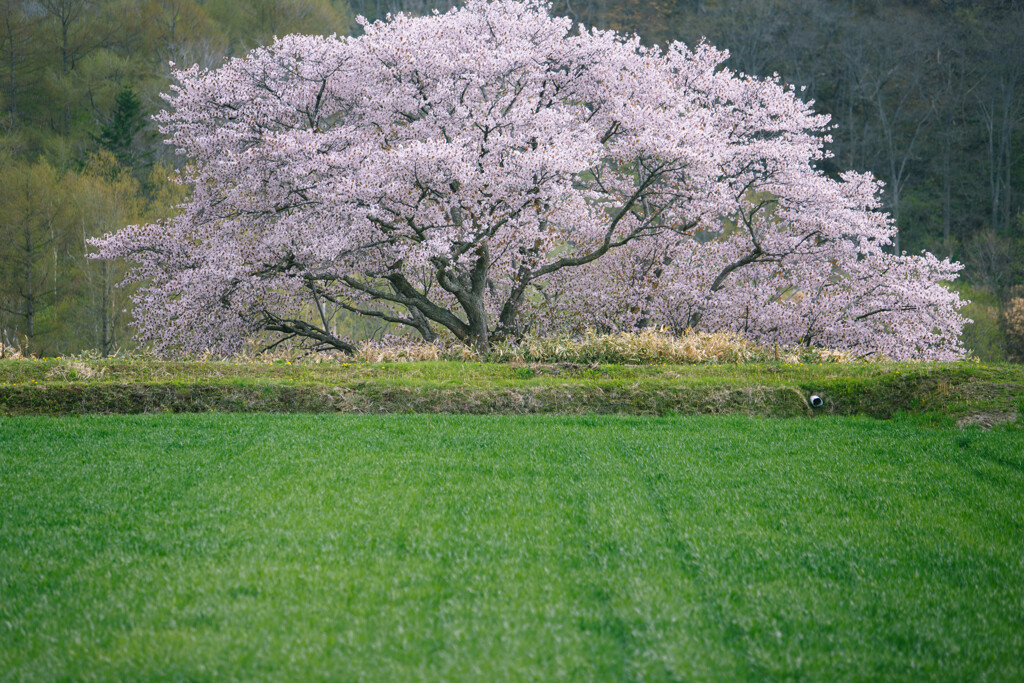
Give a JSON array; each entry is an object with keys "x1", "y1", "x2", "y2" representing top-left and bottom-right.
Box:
[{"x1": 955, "y1": 283, "x2": 1007, "y2": 362}]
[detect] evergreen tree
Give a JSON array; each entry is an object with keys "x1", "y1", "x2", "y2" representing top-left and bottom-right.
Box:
[{"x1": 93, "y1": 84, "x2": 146, "y2": 168}]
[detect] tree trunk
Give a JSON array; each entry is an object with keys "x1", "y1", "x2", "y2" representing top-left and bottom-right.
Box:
[{"x1": 100, "y1": 260, "x2": 112, "y2": 357}]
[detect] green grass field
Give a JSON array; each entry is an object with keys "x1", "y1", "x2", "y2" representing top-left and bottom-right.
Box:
[{"x1": 2, "y1": 413, "x2": 1023, "y2": 681}]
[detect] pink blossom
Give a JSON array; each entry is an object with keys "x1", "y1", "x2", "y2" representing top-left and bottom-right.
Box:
[{"x1": 91, "y1": 0, "x2": 966, "y2": 358}]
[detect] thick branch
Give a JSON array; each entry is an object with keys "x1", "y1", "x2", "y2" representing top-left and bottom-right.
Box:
[{"x1": 262, "y1": 313, "x2": 356, "y2": 353}]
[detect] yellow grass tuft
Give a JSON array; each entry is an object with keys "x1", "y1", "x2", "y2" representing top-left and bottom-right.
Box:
[
  {"x1": 36, "y1": 330, "x2": 854, "y2": 365},
  {"x1": 490, "y1": 329, "x2": 853, "y2": 365},
  {"x1": 45, "y1": 360, "x2": 104, "y2": 381},
  {"x1": 353, "y1": 341, "x2": 478, "y2": 363}
]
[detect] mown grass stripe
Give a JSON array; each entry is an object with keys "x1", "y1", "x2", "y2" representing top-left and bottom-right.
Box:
[{"x1": 4, "y1": 413, "x2": 1022, "y2": 680}]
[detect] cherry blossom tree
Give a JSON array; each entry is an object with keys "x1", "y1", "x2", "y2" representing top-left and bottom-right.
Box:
[{"x1": 91, "y1": 0, "x2": 967, "y2": 359}]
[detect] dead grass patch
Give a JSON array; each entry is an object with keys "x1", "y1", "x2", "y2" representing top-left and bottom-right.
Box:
[{"x1": 44, "y1": 361, "x2": 104, "y2": 381}]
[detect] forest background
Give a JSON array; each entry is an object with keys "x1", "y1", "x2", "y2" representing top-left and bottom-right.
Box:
[{"x1": 1, "y1": 0, "x2": 1022, "y2": 360}]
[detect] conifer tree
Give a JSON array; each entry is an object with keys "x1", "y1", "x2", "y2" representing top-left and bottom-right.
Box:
[{"x1": 93, "y1": 84, "x2": 146, "y2": 168}]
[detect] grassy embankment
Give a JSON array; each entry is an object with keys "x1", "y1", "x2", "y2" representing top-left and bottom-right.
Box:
[
  {"x1": 0, "y1": 357, "x2": 1021, "y2": 419},
  {"x1": 2, "y1": 412, "x2": 1023, "y2": 680}
]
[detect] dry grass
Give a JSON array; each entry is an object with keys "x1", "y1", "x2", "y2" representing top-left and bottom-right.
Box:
[
  {"x1": 489, "y1": 330, "x2": 854, "y2": 365},
  {"x1": 0, "y1": 341, "x2": 28, "y2": 360},
  {"x1": 353, "y1": 340, "x2": 479, "y2": 363},
  {"x1": 44, "y1": 361, "x2": 104, "y2": 381},
  {"x1": 27, "y1": 330, "x2": 855, "y2": 366},
  {"x1": 345, "y1": 330, "x2": 856, "y2": 365},
  {"x1": 349, "y1": 330, "x2": 856, "y2": 365}
]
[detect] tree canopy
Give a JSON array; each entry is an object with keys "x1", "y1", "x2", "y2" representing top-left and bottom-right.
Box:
[{"x1": 92, "y1": 0, "x2": 965, "y2": 358}]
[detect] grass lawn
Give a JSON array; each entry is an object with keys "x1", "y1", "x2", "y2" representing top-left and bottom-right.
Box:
[
  {"x1": 2, "y1": 359, "x2": 1023, "y2": 418},
  {"x1": 2, "y1": 413, "x2": 1023, "y2": 681}
]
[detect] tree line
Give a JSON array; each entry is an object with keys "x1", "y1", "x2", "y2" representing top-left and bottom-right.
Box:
[{"x1": 2, "y1": 0, "x2": 1022, "y2": 358}]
